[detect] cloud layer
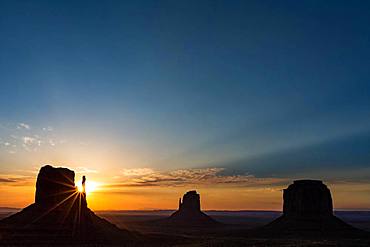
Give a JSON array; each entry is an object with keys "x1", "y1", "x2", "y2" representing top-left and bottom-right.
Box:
[
  {"x1": 105, "y1": 167, "x2": 288, "y2": 189},
  {"x1": 0, "y1": 174, "x2": 34, "y2": 186}
]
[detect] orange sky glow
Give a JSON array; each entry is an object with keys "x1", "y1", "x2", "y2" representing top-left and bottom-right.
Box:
[{"x1": 0, "y1": 166, "x2": 369, "y2": 211}]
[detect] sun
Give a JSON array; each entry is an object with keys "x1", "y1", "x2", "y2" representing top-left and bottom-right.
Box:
[{"x1": 76, "y1": 180, "x2": 99, "y2": 195}]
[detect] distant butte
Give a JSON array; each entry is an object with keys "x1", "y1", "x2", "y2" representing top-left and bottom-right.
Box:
[
  {"x1": 162, "y1": 190, "x2": 219, "y2": 227},
  {"x1": 261, "y1": 179, "x2": 366, "y2": 238},
  {"x1": 0, "y1": 165, "x2": 133, "y2": 245}
]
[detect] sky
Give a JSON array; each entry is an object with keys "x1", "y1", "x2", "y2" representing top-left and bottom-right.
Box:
[{"x1": 0, "y1": 0, "x2": 370, "y2": 210}]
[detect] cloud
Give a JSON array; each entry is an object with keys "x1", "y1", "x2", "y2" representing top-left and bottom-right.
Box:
[
  {"x1": 17, "y1": 123, "x2": 30, "y2": 130},
  {"x1": 22, "y1": 136, "x2": 36, "y2": 145},
  {"x1": 0, "y1": 140, "x2": 17, "y2": 154},
  {"x1": 121, "y1": 168, "x2": 155, "y2": 177},
  {"x1": 48, "y1": 139, "x2": 56, "y2": 146},
  {"x1": 104, "y1": 167, "x2": 288, "y2": 189},
  {"x1": 75, "y1": 167, "x2": 99, "y2": 174},
  {"x1": 0, "y1": 178, "x2": 17, "y2": 183},
  {"x1": 0, "y1": 174, "x2": 34, "y2": 186},
  {"x1": 0, "y1": 123, "x2": 64, "y2": 154},
  {"x1": 20, "y1": 135, "x2": 43, "y2": 151},
  {"x1": 42, "y1": 126, "x2": 53, "y2": 132}
]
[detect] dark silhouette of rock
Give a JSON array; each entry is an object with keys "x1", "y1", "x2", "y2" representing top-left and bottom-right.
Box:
[
  {"x1": 162, "y1": 190, "x2": 219, "y2": 227},
  {"x1": 261, "y1": 179, "x2": 366, "y2": 238},
  {"x1": 0, "y1": 165, "x2": 134, "y2": 245},
  {"x1": 179, "y1": 190, "x2": 201, "y2": 212},
  {"x1": 283, "y1": 180, "x2": 333, "y2": 217},
  {"x1": 82, "y1": 175, "x2": 86, "y2": 194},
  {"x1": 35, "y1": 165, "x2": 76, "y2": 206}
]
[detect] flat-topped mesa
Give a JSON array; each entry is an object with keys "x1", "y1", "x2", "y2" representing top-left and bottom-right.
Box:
[
  {"x1": 283, "y1": 179, "x2": 333, "y2": 217},
  {"x1": 179, "y1": 190, "x2": 201, "y2": 212},
  {"x1": 260, "y1": 179, "x2": 365, "y2": 238},
  {"x1": 35, "y1": 165, "x2": 86, "y2": 208}
]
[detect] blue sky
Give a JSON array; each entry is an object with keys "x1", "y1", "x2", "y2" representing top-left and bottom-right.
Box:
[{"x1": 0, "y1": 0, "x2": 370, "y2": 202}]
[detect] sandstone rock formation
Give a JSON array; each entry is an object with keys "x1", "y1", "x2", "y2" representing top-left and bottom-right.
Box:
[
  {"x1": 0, "y1": 165, "x2": 133, "y2": 245},
  {"x1": 262, "y1": 179, "x2": 364, "y2": 238},
  {"x1": 179, "y1": 190, "x2": 201, "y2": 212},
  {"x1": 283, "y1": 180, "x2": 333, "y2": 217},
  {"x1": 163, "y1": 190, "x2": 218, "y2": 226},
  {"x1": 35, "y1": 165, "x2": 77, "y2": 205}
]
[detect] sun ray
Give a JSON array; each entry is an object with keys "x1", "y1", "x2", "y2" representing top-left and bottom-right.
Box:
[{"x1": 26, "y1": 191, "x2": 79, "y2": 227}]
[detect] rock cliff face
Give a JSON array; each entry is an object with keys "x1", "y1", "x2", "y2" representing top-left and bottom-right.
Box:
[
  {"x1": 283, "y1": 180, "x2": 333, "y2": 217},
  {"x1": 262, "y1": 179, "x2": 364, "y2": 238},
  {"x1": 35, "y1": 165, "x2": 85, "y2": 207},
  {"x1": 163, "y1": 190, "x2": 218, "y2": 226},
  {"x1": 0, "y1": 165, "x2": 132, "y2": 245},
  {"x1": 179, "y1": 190, "x2": 201, "y2": 212}
]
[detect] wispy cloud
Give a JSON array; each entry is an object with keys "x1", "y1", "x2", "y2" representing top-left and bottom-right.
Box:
[
  {"x1": 0, "y1": 177, "x2": 17, "y2": 183},
  {"x1": 0, "y1": 123, "x2": 65, "y2": 154},
  {"x1": 22, "y1": 136, "x2": 38, "y2": 145},
  {"x1": 0, "y1": 139, "x2": 17, "y2": 154},
  {"x1": 75, "y1": 167, "x2": 99, "y2": 174},
  {"x1": 121, "y1": 168, "x2": 155, "y2": 177},
  {"x1": 42, "y1": 126, "x2": 53, "y2": 132},
  {"x1": 105, "y1": 167, "x2": 288, "y2": 189},
  {"x1": 0, "y1": 174, "x2": 34, "y2": 186},
  {"x1": 17, "y1": 123, "x2": 30, "y2": 130}
]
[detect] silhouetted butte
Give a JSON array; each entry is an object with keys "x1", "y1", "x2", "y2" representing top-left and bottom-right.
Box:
[
  {"x1": 162, "y1": 190, "x2": 219, "y2": 227},
  {"x1": 262, "y1": 179, "x2": 366, "y2": 238},
  {"x1": 0, "y1": 165, "x2": 133, "y2": 245}
]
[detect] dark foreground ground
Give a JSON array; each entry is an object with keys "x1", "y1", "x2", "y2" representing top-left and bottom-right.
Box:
[
  {"x1": 95, "y1": 210, "x2": 370, "y2": 232},
  {"x1": 99, "y1": 210, "x2": 370, "y2": 246},
  {"x1": 1, "y1": 209, "x2": 370, "y2": 246}
]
